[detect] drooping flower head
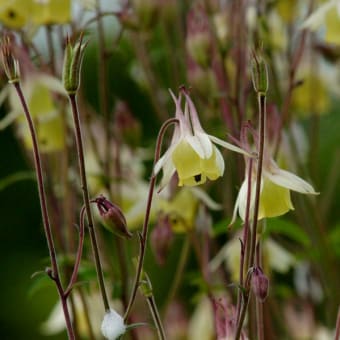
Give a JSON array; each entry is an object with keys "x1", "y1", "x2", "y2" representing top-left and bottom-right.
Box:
[
  {"x1": 232, "y1": 122, "x2": 318, "y2": 223},
  {"x1": 154, "y1": 87, "x2": 247, "y2": 189}
]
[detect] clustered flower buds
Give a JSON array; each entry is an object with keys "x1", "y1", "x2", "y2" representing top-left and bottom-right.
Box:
[
  {"x1": 251, "y1": 267, "x2": 269, "y2": 302},
  {"x1": 94, "y1": 195, "x2": 132, "y2": 239}
]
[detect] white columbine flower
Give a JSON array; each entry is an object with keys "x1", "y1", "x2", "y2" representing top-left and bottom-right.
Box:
[
  {"x1": 154, "y1": 88, "x2": 247, "y2": 188},
  {"x1": 101, "y1": 309, "x2": 126, "y2": 340}
]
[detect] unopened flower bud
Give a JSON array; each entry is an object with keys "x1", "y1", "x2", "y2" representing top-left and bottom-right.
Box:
[
  {"x1": 62, "y1": 34, "x2": 87, "y2": 94},
  {"x1": 95, "y1": 195, "x2": 132, "y2": 239},
  {"x1": 1, "y1": 36, "x2": 20, "y2": 83},
  {"x1": 151, "y1": 214, "x2": 173, "y2": 265},
  {"x1": 101, "y1": 308, "x2": 126, "y2": 340},
  {"x1": 251, "y1": 267, "x2": 269, "y2": 302},
  {"x1": 251, "y1": 51, "x2": 268, "y2": 94}
]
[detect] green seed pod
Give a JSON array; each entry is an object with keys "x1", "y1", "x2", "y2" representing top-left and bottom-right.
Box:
[
  {"x1": 62, "y1": 34, "x2": 87, "y2": 94},
  {"x1": 251, "y1": 51, "x2": 268, "y2": 94}
]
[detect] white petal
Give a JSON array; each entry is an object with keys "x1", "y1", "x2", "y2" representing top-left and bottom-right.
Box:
[
  {"x1": 184, "y1": 92, "x2": 204, "y2": 133},
  {"x1": 0, "y1": 110, "x2": 20, "y2": 130},
  {"x1": 208, "y1": 135, "x2": 251, "y2": 156},
  {"x1": 196, "y1": 132, "x2": 213, "y2": 158},
  {"x1": 265, "y1": 239, "x2": 295, "y2": 273},
  {"x1": 185, "y1": 134, "x2": 206, "y2": 158},
  {"x1": 264, "y1": 168, "x2": 318, "y2": 194},
  {"x1": 189, "y1": 187, "x2": 222, "y2": 210},
  {"x1": 214, "y1": 147, "x2": 225, "y2": 175},
  {"x1": 154, "y1": 149, "x2": 171, "y2": 175},
  {"x1": 158, "y1": 159, "x2": 176, "y2": 192},
  {"x1": 301, "y1": 1, "x2": 335, "y2": 30}
]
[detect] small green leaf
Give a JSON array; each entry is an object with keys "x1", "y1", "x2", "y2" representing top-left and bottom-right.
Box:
[{"x1": 0, "y1": 171, "x2": 35, "y2": 191}]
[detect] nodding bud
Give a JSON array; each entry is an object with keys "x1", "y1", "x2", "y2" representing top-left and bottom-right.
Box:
[
  {"x1": 251, "y1": 50, "x2": 268, "y2": 94},
  {"x1": 251, "y1": 267, "x2": 269, "y2": 302},
  {"x1": 62, "y1": 34, "x2": 87, "y2": 94},
  {"x1": 1, "y1": 36, "x2": 20, "y2": 83},
  {"x1": 94, "y1": 195, "x2": 132, "y2": 239}
]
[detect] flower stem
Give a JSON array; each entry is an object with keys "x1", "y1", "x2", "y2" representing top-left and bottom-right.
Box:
[
  {"x1": 13, "y1": 82, "x2": 75, "y2": 339},
  {"x1": 146, "y1": 295, "x2": 167, "y2": 340},
  {"x1": 68, "y1": 93, "x2": 110, "y2": 311},
  {"x1": 65, "y1": 205, "x2": 86, "y2": 296},
  {"x1": 124, "y1": 118, "x2": 179, "y2": 322},
  {"x1": 235, "y1": 93, "x2": 266, "y2": 339}
]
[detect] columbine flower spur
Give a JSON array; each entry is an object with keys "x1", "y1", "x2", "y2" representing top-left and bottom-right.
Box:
[{"x1": 154, "y1": 88, "x2": 247, "y2": 188}]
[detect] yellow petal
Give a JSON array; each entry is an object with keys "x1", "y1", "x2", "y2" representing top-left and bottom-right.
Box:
[
  {"x1": 158, "y1": 189, "x2": 198, "y2": 233},
  {"x1": 325, "y1": 8, "x2": 340, "y2": 45},
  {"x1": 258, "y1": 177, "x2": 294, "y2": 219},
  {"x1": 0, "y1": 1, "x2": 30, "y2": 29},
  {"x1": 20, "y1": 114, "x2": 65, "y2": 152},
  {"x1": 172, "y1": 140, "x2": 223, "y2": 187},
  {"x1": 31, "y1": 0, "x2": 71, "y2": 25},
  {"x1": 172, "y1": 139, "x2": 206, "y2": 186}
]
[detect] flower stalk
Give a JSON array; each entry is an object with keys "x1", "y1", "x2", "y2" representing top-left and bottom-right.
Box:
[
  {"x1": 5, "y1": 75, "x2": 75, "y2": 339},
  {"x1": 68, "y1": 93, "x2": 110, "y2": 311},
  {"x1": 124, "y1": 117, "x2": 179, "y2": 322}
]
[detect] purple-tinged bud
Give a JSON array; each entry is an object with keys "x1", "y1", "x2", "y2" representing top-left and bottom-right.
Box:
[
  {"x1": 150, "y1": 214, "x2": 173, "y2": 265},
  {"x1": 94, "y1": 195, "x2": 132, "y2": 239},
  {"x1": 1, "y1": 36, "x2": 20, "y2": 83},
  {"x1": 251, "y1": 267, "x2": 269, "y2": 302}
]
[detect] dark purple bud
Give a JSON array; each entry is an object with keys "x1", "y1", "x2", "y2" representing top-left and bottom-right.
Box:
[
  {"x1": 151, "y1": 214, "x2": 173, "y2": 265},
  {"x1": 251, "y1": 267, "x2": 269, "y2": 302},
  {"x1": 95, "y1": 195, "x2": 132, "y2": 239}
]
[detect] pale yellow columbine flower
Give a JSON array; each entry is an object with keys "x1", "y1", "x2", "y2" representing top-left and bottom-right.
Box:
[
  {"x1": 232, "y1": 156, "x2": 318, "y2": 222},
  {"x1": 301, "y1": 0, "x2": 340, "y2": 45},
  {"x1": 157, "y1": 186, "x2": 220, "y2": 233},
  {"x1": 154, "y1": 89, "x2": 246, "y2": 188},
  {"x1": 0, "y1": 72, "x2": 67, "y2": 152},
  {"x1": 0, "y1": 0, "x2": 71, "y2": 29}
]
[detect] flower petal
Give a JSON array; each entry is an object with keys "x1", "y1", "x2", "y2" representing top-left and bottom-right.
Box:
[
  {"x1": 208, "y1": 135, "x2": 251, "y2": 156},
  {"x1": 185, "y1": 134, "x2": 206, "y2": 158},
  {"x1": 196, "y1": 131, "x2": 213, "y2": 158},
  {"x1": 258, "y1": 176, "x2": 294, "y2": 219},
  {"x1": 300, "y1": 1, "x2": 335, "y2": 30},
  {"x1": 264, "y1": 168, "x2": 318, "y2": 194}
]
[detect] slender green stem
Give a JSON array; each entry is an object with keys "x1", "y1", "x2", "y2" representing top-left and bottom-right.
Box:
[
  {"x1": 69, "y1": 93, "x2": 110, "y2": 311},
  {"x1": 65, "y1": 206, "x2": 86, "y2": 297},
  {"x1": 146, "y1": 295, "x2": 167, "y2": 340},
  {"x1": 163, "y1": 237, "x2": 190, "y2": 313},
  {"x1": 124, "y1": 118, "x2": 179, "y2": 322},
  {"x1": 235, "y1": 93, "x2": 266, "y2": 339},
  {"x1": 14, "y1": 82, "x2": 75, "y2": 340},
  {"x1": 236, "y1": 158, "x2": 253, "y2": 323}
]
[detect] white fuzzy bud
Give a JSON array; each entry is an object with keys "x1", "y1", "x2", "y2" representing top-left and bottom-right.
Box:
[{"x1": 101, "y1": 309, "x2": 126, "y2": 340}]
